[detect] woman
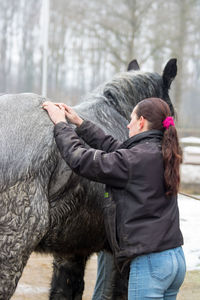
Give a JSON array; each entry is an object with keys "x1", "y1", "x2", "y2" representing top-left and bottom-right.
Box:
[{"x1": 43, "y1": 97, "x2": 186, "y2": 299}]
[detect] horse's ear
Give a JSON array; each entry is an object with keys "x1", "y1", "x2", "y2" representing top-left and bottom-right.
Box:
[
  {"x1": 127, "y1": 59, "x2": 140, "y2": 71},
  {"x1": 162, "y1": 58, "x2": 177, "y2": 89}
]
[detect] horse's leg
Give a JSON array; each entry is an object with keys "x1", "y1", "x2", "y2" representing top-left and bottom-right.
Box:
[
  {"x1": 0, "y1": 180, "x2": 49, "y2": 299},
  {"x1": 50, "y1": 254, "x2": 87, "y2": 300},
  {"x1": 0, "y1": 247, "x2": 31, "y2": 300}
]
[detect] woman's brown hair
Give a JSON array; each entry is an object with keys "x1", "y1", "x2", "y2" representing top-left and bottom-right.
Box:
[{"x1": 135, "y1": 97, "x2": 182, "y2": 196}]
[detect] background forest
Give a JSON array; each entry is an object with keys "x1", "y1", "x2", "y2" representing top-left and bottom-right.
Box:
[{"x1": 0, "y1": 0, "x2": 200, "y2": 130}]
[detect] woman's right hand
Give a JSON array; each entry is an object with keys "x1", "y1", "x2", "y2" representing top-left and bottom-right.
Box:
[{"x1": 54, "y1": 103, "x2": 83, "y2": 127}]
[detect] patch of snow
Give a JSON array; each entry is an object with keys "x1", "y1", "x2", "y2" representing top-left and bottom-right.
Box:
[
  {"x1": 180, "y1": 136, "x2": 200, "y2": 144},
  {"x1": 182, "y1": 146, "x2": 200, "y2": 164},
  {"x1": 181, "y1": 164, "x2": 200, "y2": 183},
  {"x1": 15, "y1": 283, "x2": 48, "y2": 294},
  {"x1": 184, "y1": 146, "x2": 200, "y2": 154},
  {"x1": 178, "y1": 194, "x2": 200, "y2": 270}
]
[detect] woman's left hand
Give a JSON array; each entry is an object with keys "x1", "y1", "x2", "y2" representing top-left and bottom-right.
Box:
[{"x1": 42, "y1": 101, "x2": 66, "y2": 124}]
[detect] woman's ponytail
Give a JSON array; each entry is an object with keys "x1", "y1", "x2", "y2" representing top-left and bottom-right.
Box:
[{"x1": 162, "y1": 125, "x2": 182, "y2": 196}]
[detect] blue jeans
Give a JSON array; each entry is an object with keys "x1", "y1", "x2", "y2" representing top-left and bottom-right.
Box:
[
  {"x1": 92, "y1": 251, "x2": 115, "y2": 300},
  {"x1": 128, "y1": 247, "x2": 186, "y2": 300}
]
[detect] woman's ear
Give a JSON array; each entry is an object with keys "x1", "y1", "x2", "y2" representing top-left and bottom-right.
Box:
[{"x1": 139, "y1": 116, "x2": 145, "y2": 129}]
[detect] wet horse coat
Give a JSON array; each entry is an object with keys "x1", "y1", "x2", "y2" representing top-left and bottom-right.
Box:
[{"x1": 0, "y1": 59, "x2": 177, "y2": 299}]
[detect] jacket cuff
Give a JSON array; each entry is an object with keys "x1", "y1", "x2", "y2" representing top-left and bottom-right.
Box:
[
  {"x1": 75, "y1": 119, "x2": 92, "y2": 136},
  {"x1": 54, "y1": 121, "x2": 69, "y2": 137}
]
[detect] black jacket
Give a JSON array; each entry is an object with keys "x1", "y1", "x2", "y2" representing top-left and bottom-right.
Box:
[{"x1": 54, "y1": 120, "x2": 183, "y2": 272}]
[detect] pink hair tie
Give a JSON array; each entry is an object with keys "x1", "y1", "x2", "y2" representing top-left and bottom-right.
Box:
[{"x1": 163, "y1": 116, "x2": 175, "y2": 129}]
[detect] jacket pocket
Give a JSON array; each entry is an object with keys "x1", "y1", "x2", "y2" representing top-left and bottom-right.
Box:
[
  {"x1": 148, "y1": 251, "x2": 173, "y2": 281},
  {"x1": 103, "y1": 202, "x2": 120, "y2": 253}
]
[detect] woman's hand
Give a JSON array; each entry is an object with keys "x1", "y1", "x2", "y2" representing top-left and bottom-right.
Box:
[
  {"x1": 42, "y1": 101, "x2": 66, "y2": 125},
  {"x1": 54, "y1": 103, "x2": 83, "y2": 127}
]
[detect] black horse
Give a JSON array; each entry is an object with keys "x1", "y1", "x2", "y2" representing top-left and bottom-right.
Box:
[{"x1": 0, "y1": 59, "x2": 176, "y2": 300}]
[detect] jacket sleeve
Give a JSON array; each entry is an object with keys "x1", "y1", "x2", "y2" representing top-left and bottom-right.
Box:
[
  {"x1": 75, "y1": 120, "x2": 123, "y2": 152},
  {"x1": 54, "y1": 122, "x2": 129, "y2": 188}
]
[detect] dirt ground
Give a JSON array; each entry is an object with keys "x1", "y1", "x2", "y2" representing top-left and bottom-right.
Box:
[{"x1": 11, "y1": 253, "x2": 200, "y2": 300}]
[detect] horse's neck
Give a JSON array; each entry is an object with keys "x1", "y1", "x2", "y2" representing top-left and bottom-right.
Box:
[{"x1": 74, "y1": 99, "x2": 129, "y2": 141}]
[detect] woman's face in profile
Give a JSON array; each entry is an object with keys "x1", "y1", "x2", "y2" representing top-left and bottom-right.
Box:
[
  {"x1": 127, "y1": 107, "x2": 140, "y2": 138},
  {"x1": 127, "y1": 106, "x2": 149, "y2": 138}
]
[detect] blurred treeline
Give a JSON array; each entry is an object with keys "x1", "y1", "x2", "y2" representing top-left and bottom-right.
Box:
[{"x1": 0, "y1": 0, "x2": 200, "y2": 129}]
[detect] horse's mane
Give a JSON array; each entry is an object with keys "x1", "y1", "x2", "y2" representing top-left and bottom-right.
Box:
[{"x1": 75, "y1": 70, "x2": 171, "y2": 126}]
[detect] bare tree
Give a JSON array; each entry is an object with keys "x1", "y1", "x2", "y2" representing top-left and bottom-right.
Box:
[
  {"x1": 0, "y1": 0, "x2": 18, "y2": 91},
  {"x1": 16, "y1": 0, "x2": 41, "y2": 92},
  {"x1": 1, "y1": 0, "x2": 200, "y2": 127}
]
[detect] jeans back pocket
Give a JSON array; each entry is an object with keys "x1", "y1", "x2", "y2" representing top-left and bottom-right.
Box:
[{"x1": 148, "y1": 251, "x2": 173, "y2": 281}]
